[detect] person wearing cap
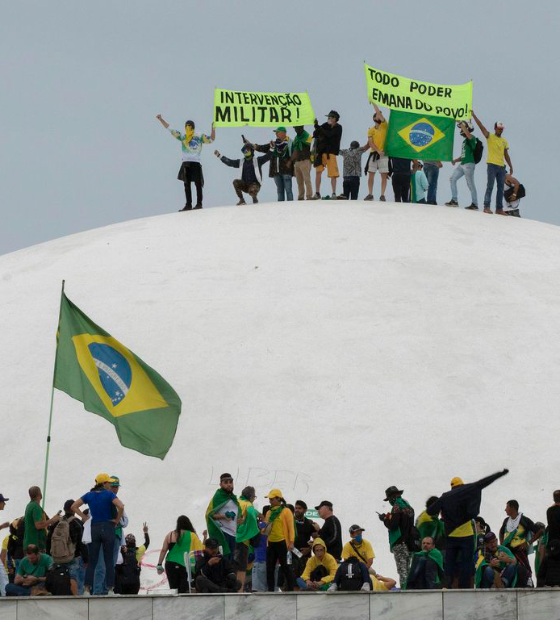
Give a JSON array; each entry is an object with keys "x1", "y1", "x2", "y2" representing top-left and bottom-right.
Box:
[
  {"x1": 471, "y1": 111, "x2": 513, "y2": 214},
  {"x1": 379, "y1": 486, "x2": 415, "y2": 589},
  {"x1": 364, "y1": 103, "x2": 389, "y2": 202},
  {"x1": 342, "y1": 525, "x2": 375, "y2": 569},
  {"x1": 23, "y1": 486, "x2": 61, "y2": 552},
  {"x1": 194, "y1": 537, "x2": 240, "y2": 593},
  {"x1": 293, "y1": 500, "x2": 316, "y2": 579},
  {"x1": 0, "y1": 494, "x2": 9, "y2": 532},
  {"x1": 297, "y1": 537, "x2": 338, "y2": 590},
  {"x1": 406, "y1": 536, "x2": 444, "y2": 590},
  {"x1": 71, "y1": 473, "x2": 125, "y2": 595},
  {"x1": 215, "y1": 143, "x2": 272, "y2": 205},
  {"x1": 205, "y1": 473, "x2": 241, "y2": 561},
  {"x1": 264, "y1": 488, "x2": 295, "y2": 591},
  {"x1": 337, "y1": 141, "x2": 369, "y2": 200},
  {"x1": 311, "y1": 111, "x2": 343, "y2": 200},
  {"x1": 156, "y1": 114, "x2": 215, "y2": 211},
  {"x1": 314, "y1": 500, "x2": 342, "y2": 561},
  {"x1": 426, "y1": 469, "x2": 508, "y2": 589},
  {"x1": 422, "y1": 160, "x2": 443, "y2": 205},
  {"x1": 474, "y1": 531, "x2": 517, "y2": 588},
  {"x1": 290, "y1": 126, "x2": 314, "y2": 200},
  {"x1": 445, "y1": 121, "x2": 479, "y2": 209},
  {"x1": 253, "y1": 127, "x2": 294, "y2": 202},
  {"x1": 114, "y1": 523, "x2": 149, "y2": 594},
  {"x1": 411, "y1": 160, "x2": 429, "y2": 204}
]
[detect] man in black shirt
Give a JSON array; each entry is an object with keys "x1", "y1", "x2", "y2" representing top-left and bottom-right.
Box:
[
  {"x1": 314, "y1": 501, "x2": 342, "y2": 561},
  {"x1": 215, "y1": 144, "x2": 271, "y2": 205},
  {"x1": 389, "y1": 158, "x2": 412, "y2": 202},
  {"x1": 547, "y1": 490, "x2": 560, "y2": 542},
  {"x1": 293, "y1": 501, "x2": 316, "y2": 579},
  {"x1": 312, "y1": 111, "x2": 343, "y2": 200}
]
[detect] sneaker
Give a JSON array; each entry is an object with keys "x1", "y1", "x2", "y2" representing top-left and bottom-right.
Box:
[
  {"x1": 322, "y1": 195, "x2": 331, "y2": 200},
  {"x1": 337, "y1": 194, "x2": 348, "y2": 200},
  {"x1": 83, "y1": 589, "x2": 91, "y2": 597},
  {"x1": 465, "y1": 204, "x2": 479, "y2": 210},
  {"x1": 107, "y1": 589, "x2": 118, "y2": 596},
  {"x1": 331, "y1": 193, "x2": 337, "y2": 200},
  {"x1": 179, "y1": 205, "x2": 192, "y2": 212},
  {"x1": 310, "y1": 193, "x2": 321, "y2": 200},
  {"x1": 445, "y1": 200, "x2": 459, "y2": 207},
  {"x1": 380, "y1": 195, "x2": 386, "y2": 202},
  {"x1": 327, "y1": 583, "x2": 338, "y2": 593},
  {"x1": 364, "y1": 194, "x2": 374, "y2": 201},
  {"x1": 236, "y1": 199, "x2": 247, "y2": 206},
  {"x1": 360, "y1": 582, "x2": 371, "y2": 591}
]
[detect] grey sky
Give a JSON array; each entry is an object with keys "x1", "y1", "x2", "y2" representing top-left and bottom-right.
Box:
[{"x1": 1, "y1": 0, "x2": 557, "y2": 255}]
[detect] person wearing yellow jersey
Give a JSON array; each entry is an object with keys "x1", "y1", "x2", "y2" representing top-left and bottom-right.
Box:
[
  {"x1": 264, "y1": 489, "x2": 295, "y2": 592},
  {"x1": 472, "y1": 110, "x2": 513, "y2": 215},
  {"x1": 364, "y1": 103, "x2": 389, "y2": 201},
  {"x1": 0, "y1": 534, "x2": 9, "y2": 596},
  {"x1": 342, "y1": 524, "x2": 375, "y2": 569},
  {"x1": 298, "y1": 538, "x2": 338, "y2": 590}
]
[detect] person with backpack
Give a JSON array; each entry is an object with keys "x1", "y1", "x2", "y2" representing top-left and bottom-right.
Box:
[
  {"x1": 445, "y1": 121, "x2": 481, "y2": 210},
  {"x1": 115, "y1": 524, "x2": 150, "y2": 595},
  {"x1": 503, "y1": 173, "x2": 525, "y2": 217},
  {"x1": 426, "y1": 469, "x2": 508, "y2": 588},
  {"x1": 7, "y1": 517, "x2": 25, "y2": 576},
  {"x1": 156, "y1": 515, "x2": 203, "y2": 593},
  {"x1": 45, "y1": 561, "x2": 77, "y2": 596},
  {"x1": 296, "y1": 538, "x2": 338, "y2": 591},
  {"x1": 46, "y1": 499, "x2": 86, "y2": 590},
  {"x1": 328, "y1": 555, "x2": 371, "y2": 592}
]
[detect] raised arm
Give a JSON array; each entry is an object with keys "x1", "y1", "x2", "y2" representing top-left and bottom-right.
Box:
[
  {"x1": 372, "y1": 103, "x2": 386, "y2": 123},
  {"x1": 156, "y1": 114, "x2": 170, "y2": 130},
  {"x1": 471, "y1": 111, "x2": 489, "y2": 139},
  {"x1": 210, "y1": 123, "x2": 216, "y2": 142},
  {"x1": 214, "y1": 150, "x2": 241, "y2": 168}
]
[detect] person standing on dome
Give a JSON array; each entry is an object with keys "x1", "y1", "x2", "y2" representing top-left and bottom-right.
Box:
[
  {"x1": 156, "y1": 114, "x2": 215, "y2": 212},
  {"x1": 364, "y1": 104, "x2": 389, "y2": 202},
  {"x1": 445, "y1": 121, "x2": 479, "y2": 210},
  {"x1": 311, "y1": 111, "x2": 342, "y2": 200}
]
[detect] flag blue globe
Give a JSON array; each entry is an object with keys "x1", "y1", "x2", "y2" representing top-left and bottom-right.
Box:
[{"x1": 409, "y1": 122, "x2": 435, "y2": 148}]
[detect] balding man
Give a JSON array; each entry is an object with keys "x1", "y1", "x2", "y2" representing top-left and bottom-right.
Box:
[
  {"x1": 23, "y1": 487, "x2": 60, "y2": 552},
  {"x1": 407, "y1": 537, "x2": 444, "y2": 590}
]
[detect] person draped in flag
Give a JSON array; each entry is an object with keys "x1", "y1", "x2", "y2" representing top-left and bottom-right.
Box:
[
  {"x1": 234, "y1": 486, "x2": 260, "y2": 592},
  {"x1": 205, "y1": 473, "x2": 242, "y2": 561}
]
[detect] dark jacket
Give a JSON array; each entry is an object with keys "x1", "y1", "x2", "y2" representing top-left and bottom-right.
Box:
[
  {"x1": 295, "y1": 517, "x2": 316, "y2": 552},
  {"x1": 255, "y1": 143, "x2": 294, "y2": 177},
  {"x1": 317, "y1": 515, "x2": 343, "y2": 560},
  {"x1": 537, "y1": 543, "x2": 560, "y2": 587},
  {"x1": 195, "y1": 552, "x2": 237, "y2": 586},
  {"x1": 313, "y1": 122, "x2": 342, "y2": 157},
  {"x1": 407, "y1": 551, "x2": 444, "y2": 590},
  {"x1": 383, "y1": 500, "x2": 415, "y2": 547},
  {"x1": 427, "y1": 470, "x2": 508, "y2": 536},
  {"x1": 220, "y1": 151, "x2": 272, "y2": 184},
  {"x1": 390, "y1": 157, "x2": 412, "y2": 175}
]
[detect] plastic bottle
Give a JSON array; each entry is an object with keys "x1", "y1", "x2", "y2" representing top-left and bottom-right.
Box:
[{"x1": 287, "y1": 551, "x2": 292, "y2": 565}]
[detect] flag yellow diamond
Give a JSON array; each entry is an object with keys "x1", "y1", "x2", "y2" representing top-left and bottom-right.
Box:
[{"x1": 398, "y1": 118, "x2": 445, "y2": 153}]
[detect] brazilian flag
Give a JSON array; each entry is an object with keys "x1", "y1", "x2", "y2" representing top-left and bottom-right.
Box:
[
  {"x1": 54, "y1": 293, "x2": 182, "y2": 459},
  {"x1": 386, "y1": 110, "x2": 454, "y2": 161}
]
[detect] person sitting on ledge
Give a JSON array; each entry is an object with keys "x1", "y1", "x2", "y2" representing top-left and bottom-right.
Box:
[
  {"x1": 194, "y1": 537, "x2": 240, "y2": 593},
  {"x1": 296, "y1": 538, "x2": 337, "y2": 591},
  {"x1": 407, "y1": 536, "x2": 444, "y2": 590},
  {"x1": 5, "y1": 544, "x2": 52, "y2": 596},
  {"x1": 475, "y1": 532, "x2": 517, "y2": 589}
]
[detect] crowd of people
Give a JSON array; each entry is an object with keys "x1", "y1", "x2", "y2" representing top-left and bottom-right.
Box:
[
  {"x1": 1, "y1": 469, "x2": 559, "y2": 597},
  {"x1": 156, "y1": 105, "x2": 525, "y2": 217}
]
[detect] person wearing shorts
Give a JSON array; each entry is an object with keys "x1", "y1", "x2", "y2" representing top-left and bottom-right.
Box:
[
  {"x1": 312, "y1": 111, "x2": 342, "y2": 200},
  {"x1": 365, "y1": 104, "x2": 389, "y2": 201}
]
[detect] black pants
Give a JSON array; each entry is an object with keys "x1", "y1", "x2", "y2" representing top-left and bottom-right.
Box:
[
  {"x1": 266, "y1": 540, "x2": 294, "y2": 592},
  {"x1": 117, "y1": 581, "x2": 140, "y2": 595},
  {"x1": 392, "y1": 173, "x2": 410, "y2": 203},
  {"x1": 343, "y1": 177, "x2": 360, "y2": 200},
  {"x1": 184, "y1": 181, "x2": 203, "y2": 209},
  {"x1": 165, "y1": 560, "x2": 188, "y2": 593},
  {"x1": 195, "y1": 574, "x2": 239, "y2": 593}
]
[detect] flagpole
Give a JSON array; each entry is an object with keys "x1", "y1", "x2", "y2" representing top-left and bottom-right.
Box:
[{"x1": 42, "y1": 279, "x2": 65, "y2": 510}]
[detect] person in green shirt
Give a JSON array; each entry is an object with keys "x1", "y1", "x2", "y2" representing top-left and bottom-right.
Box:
[
  {"x1": 5, "y1": 544, "x2": 53, "y2": 596},
  {"x1": 446, "y1": 121, "x2": 479, "y2": 210},
  {"x1": 23, "y1": 486, "x2": 61, "y2": 551}
]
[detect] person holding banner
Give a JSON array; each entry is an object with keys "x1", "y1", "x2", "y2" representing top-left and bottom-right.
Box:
[
  {"x1": 312, "y1": 111, "x2": 342, "y2": 200},
  {"x1": 156, "y1": 115, "x2": 215, "y2": 212},
  {"x1": 290, "y1": 126, "x2": 314, "y2": 200},
  {"x1": 471, "y1": 111, "x2": 513, "y2": 215},
  {"x1": 364, "y1": 104, "x2": 389, "y2": 202},
  {"x1": 214, "y1": 144, "x2": 271, "y2": 206},
  {"x1": 253, "y1": 127, "x2": 294, "y2": 202}
]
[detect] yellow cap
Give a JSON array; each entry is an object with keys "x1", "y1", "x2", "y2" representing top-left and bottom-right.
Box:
[
  {"x1": 95, "y1": 473, "x2": 114, "y2": 485},
  {"x1": 265, "y1": 488, "x2": 284, "y2": 499},
  {"x1": 450, "y1": 477, "x2": 464, "y2": 488}
]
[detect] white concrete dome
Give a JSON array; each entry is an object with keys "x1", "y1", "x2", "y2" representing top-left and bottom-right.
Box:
[{"x1": 1, "y1": 202, "x2": 559, "y2": 586}]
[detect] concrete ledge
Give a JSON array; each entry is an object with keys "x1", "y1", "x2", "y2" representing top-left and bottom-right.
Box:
[{"x1": 1, "y1": 590, "x2": 560, "y2": 620}]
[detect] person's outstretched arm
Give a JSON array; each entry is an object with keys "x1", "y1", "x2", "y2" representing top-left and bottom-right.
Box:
[
  {"x1": 471, "y1": 111, "x2": 489, "y2": 139},
  {"x1": 156, "y1": 114, "x2": 169, "y2": 129},
  {"x1": 214, "y1": 150, "x2": 240, "y2": 168},
  {"x1": 474, "y1": 469, "x2": 509, "y2": 490}
]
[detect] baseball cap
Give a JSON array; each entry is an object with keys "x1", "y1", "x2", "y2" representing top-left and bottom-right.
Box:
[
  {"x1": 110, "y1": 476, "x2": 121, "y2": 487},
  {"x1": 349, "y1": 524, "x2": 365, "y2": 533},
  {"x1": 450, "y1": 477, "x2": 464, "y2": 488},
  {"x1": 274, "y1": 126, "x2": 287, "y2": 133},
  {"x1": 314, "y1": 500, "x2": 333, "y2": 510},
  {"x1": 484, "y1": 531, "x2": 497, "y2": 542},
  {"x1": 326, "y1": 110, "x2": 340, "y2": 120},
  {"x1": 265, "y1": 488, "x2": 284, "y2": 499},
  {"x1": 495, "y1": 122, "x2": 504, "y2": 129},
  {"x1": 95, "y1": 473, "x2": 114, "y2": 485},
  {"x1": 0, "y1": 494, "x2": 9, "y2": 503}
]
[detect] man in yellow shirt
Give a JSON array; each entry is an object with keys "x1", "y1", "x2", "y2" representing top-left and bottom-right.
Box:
[
  {"x1": 365, "y1": 104, "x2": 389, "y2": 201},
  {"x1": 342, "y1": 524, "x2": 375, "y2": 569},
  {"x1": 297, "y1": 538, "x2": 338, "y2": 590},
  {"x1": 472, "y1": 110, "x2": 513, "y2": 215},
  {"x1": 264, "y1": 489, "x2": 295, "y2": 591}
]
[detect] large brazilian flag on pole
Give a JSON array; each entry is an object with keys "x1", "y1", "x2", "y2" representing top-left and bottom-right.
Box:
[
  {"x1": 54, "y1": 292, "x2": 182, "y2": 459},
  {"x1": 385, "y1": 110, "x2": 454, "y2": 161}
]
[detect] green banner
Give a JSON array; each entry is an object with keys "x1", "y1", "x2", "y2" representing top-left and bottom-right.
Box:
[
  {"x1": 365, "y1": 64, "x2": 472, "y2": 120},
  {"x1": 304, "y1": 509, "x2": 321, "y2": 519},
  {"x1": 213, "y1": 88, "x2": 315, "y2": 127},
  {"x1": 385, "y1": 111, "x2": 454, "y2": 161}
]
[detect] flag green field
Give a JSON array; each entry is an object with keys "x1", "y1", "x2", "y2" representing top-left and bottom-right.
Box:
[{"x1": 386, "y1": 111, "x2": 455, "y2": 161}]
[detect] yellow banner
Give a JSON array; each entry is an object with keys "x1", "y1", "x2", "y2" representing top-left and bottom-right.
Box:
[
  {"x1": 213, "y1": 89, "x2": 315, "y2": 127},
  {"x1": 364, "y1": 64, "x2": 472, "y2": 120}
]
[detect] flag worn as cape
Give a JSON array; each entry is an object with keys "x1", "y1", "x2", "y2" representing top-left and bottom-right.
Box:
[
  {"x1": 205, "y1": 488, "x2": 241, "y2": 555},
  {"x1": 236, "y1": 497, "x2": 260, "y2": 544},
  {"x1": 54, "y1": 293, "x2": 182, "y2": 459}
]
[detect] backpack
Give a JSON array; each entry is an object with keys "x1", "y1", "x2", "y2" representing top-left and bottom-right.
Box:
[
  {"x1": 46, "y1": 563, "x2": 72, "y2": 596},
  {"x1": 473, "y1": 138, "x2": 484, "y2": 164},
  {"x1": 338, "y1": 557, "x2": 365, "y2": 591},
  {"x1": 50, "y1": 517, "x2": 76, "y2": 564},
  {"x1": 117, "y1": 547, "x2": 141, "y2": 586},
  {"x1": 406, "y1": 525, "x2": 422, "y2": 553}
]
